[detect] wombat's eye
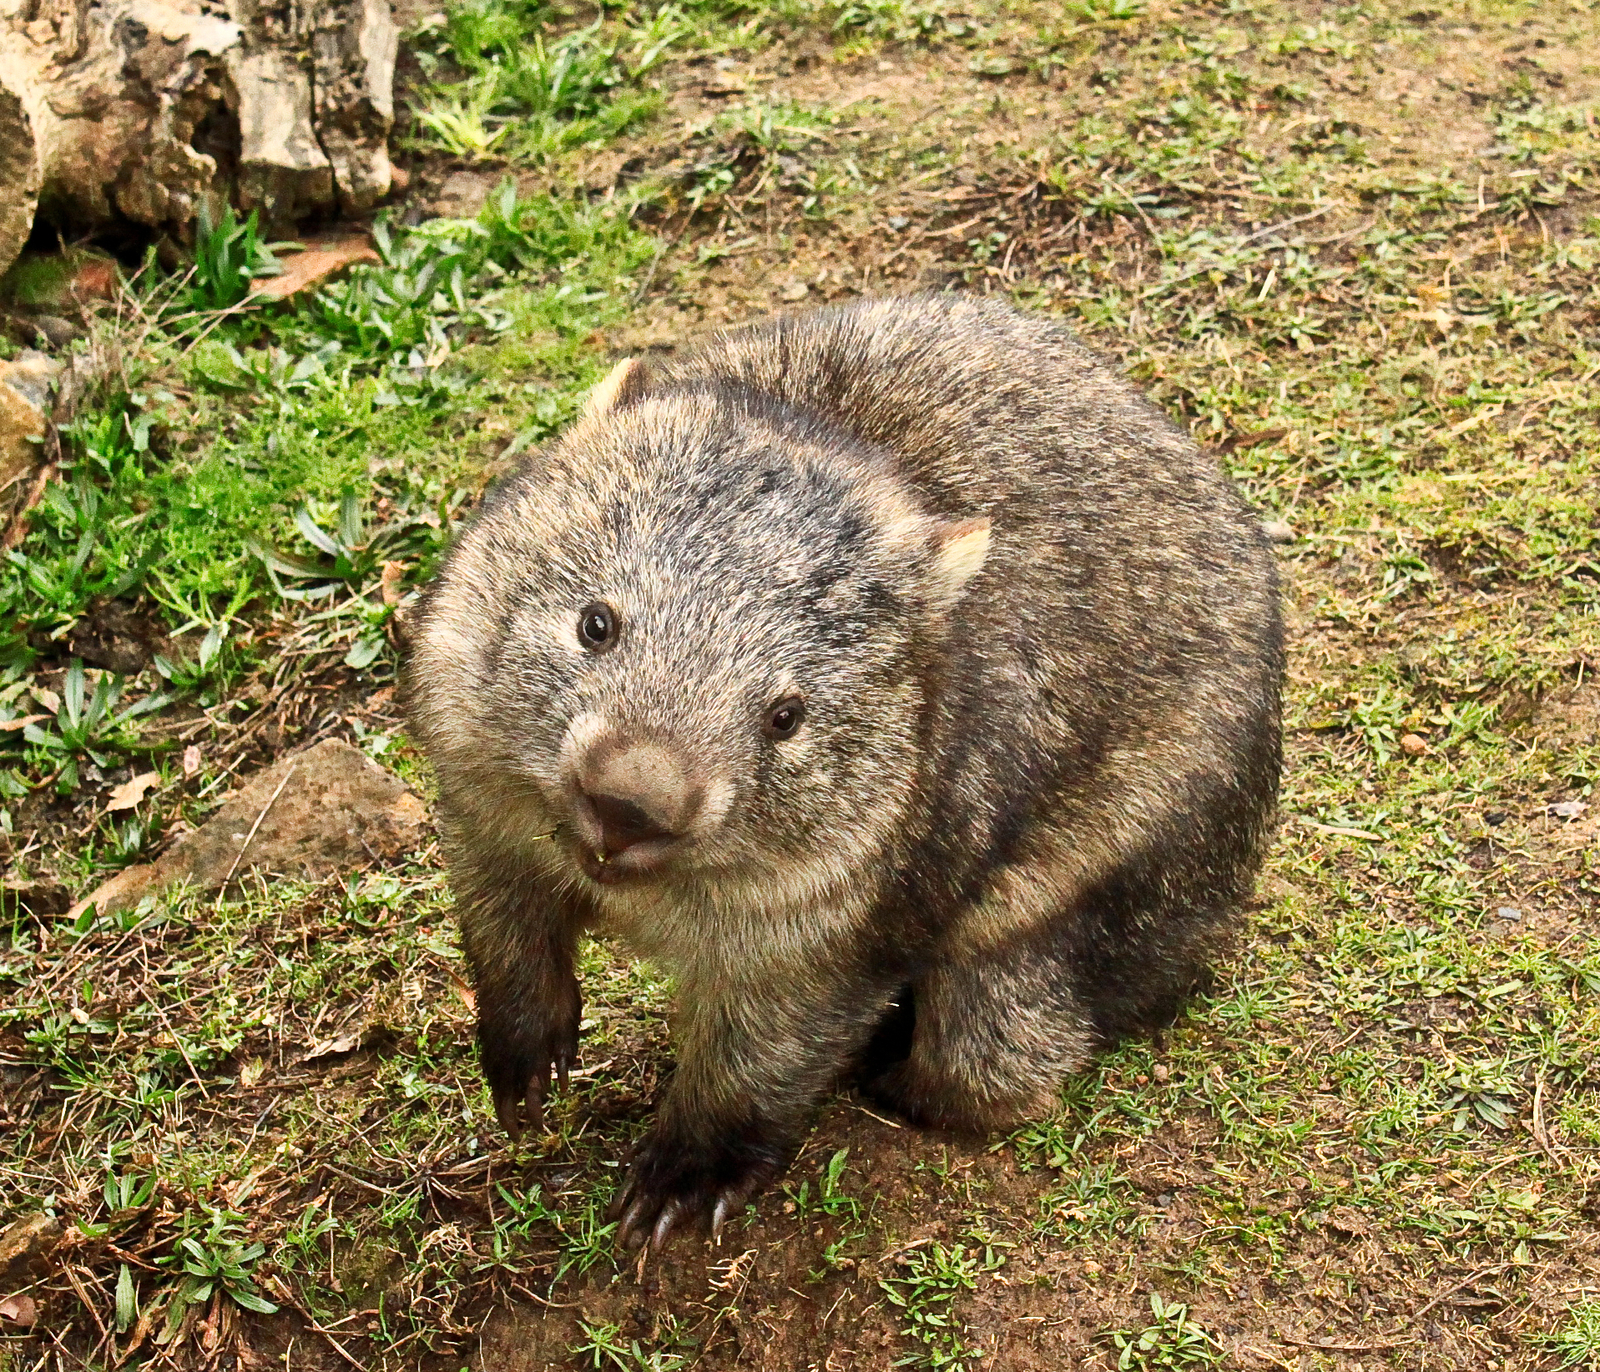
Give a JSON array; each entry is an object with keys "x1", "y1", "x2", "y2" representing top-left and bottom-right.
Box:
[
  {"x1": 764, "y1": 696, "x2": 805, "y2": 740},
  {"x1": 578, "y1": 602, "x2": 617, "y2": 651}
]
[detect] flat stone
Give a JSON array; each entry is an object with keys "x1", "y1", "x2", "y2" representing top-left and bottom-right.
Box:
[{"x1": 69, "y1": 739, "x2": 429, "y2": 919}]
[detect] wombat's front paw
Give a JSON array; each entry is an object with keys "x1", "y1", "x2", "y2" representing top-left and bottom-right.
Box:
[
  {"x1": 478, "y1": 975, "x2": 582, "y2": 1141},
  {"x1": 608, "y1": 1124, "x2": 785, "y2": 1253}
]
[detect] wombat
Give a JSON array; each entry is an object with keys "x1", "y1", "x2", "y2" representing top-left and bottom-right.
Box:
[{"x1": 404, "y1": 294, "x2": 1282, "y2": 1252}]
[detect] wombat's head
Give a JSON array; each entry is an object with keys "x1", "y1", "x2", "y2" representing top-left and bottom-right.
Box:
[{"x1": 406, "y1": 359, "x2": 989, "y2": 894}]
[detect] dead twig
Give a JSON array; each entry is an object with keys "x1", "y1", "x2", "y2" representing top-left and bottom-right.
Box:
[
  {"x1": 1407, "y1": 1263, "x2": 1511, "y2": 1325},
  {"x1": 1279, "y1": 1335, "x2": 1417, "y2": 1352},
  {"x1": 1529, "y1": 1075, "x2": 1561, "y2": 1163},
  {"x1": 262, "y1": 1278, "x2": 369, "y2": 1372}
]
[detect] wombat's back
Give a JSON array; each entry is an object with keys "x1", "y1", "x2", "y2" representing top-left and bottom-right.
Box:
[{"x1": 657, "y1": 294, "x2": 1219, "y2": 523}]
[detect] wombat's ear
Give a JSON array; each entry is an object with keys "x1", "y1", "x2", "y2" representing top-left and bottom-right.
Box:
[
  {"x1": 932, "y1": 517, "x2": 991, "y2": 605},
  {"x1": 582, "y1": 357, "x2": 652, "y2": 420}
]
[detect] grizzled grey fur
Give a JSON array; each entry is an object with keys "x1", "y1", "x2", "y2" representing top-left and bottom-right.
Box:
[{"x1": 403, "y1": 294, "x2": 1283, "y2": 1251}]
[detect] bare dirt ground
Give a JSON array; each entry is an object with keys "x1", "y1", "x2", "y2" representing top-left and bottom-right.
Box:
[{"x1": 2, "y1": 1, "x2": 1598, "y2": 1369}]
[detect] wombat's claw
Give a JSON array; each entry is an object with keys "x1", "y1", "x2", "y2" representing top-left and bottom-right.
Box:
[
  {"x1": 477, "y1": 974, "x2": 583, "y2": 1140},
  {"x1": 612, "y1": 1191, "x2": 698, "y2": 1255},
  {"x1": 650, "y1": 1200, "x2": 684, "y2": 1252},
  {"x1": 609, "y1": 1133, "x2": 773, "y2": 1256},
  {"x1": 492, "y1": 1050, "x2": 578, "y2": 1141},
  {"x1": 493, "y1": 1092, "x2": 524, "y2": 1142},
  {"x1": 608, "y1": 1161, "x2": 688, "y2": 1254}
]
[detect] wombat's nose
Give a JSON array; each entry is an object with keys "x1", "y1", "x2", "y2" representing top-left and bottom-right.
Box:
[
  {"x1": 584, "y1": 791, "x2": 676, "y2": 854},
  {"x1": 572, "y1": 739, "x2": 699, "y2": 857}
]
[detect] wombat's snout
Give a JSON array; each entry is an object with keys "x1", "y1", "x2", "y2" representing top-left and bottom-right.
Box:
[
  {"x1": 584, "y1": 791, "x2": 676, "y2": 853},
  {"x1": 568, "y1": 736, "x2": 703, "y2": 881}
]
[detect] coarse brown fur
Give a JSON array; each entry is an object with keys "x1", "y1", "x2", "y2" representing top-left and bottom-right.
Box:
[{"x1": 403, "y1": 294, "x2": 1283, "y2": 1251}]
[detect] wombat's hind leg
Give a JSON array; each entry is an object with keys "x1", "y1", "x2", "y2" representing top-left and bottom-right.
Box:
[{"x1": 862, "y1": 938, "x2": 1094, "y2": 1134}]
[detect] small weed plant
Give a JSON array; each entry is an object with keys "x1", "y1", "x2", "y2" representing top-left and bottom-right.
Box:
[
  {"x1": 1538, "y1": 1300, "x2": 1600, "y2": 1368},
  {"x1": 186, "y1": 205, "x2": 286, "y2": 311},
  {"x1": 1107, "y1": 1294, "x2": 1222, "y2": 1371},
  {"x1": 156, "y1": 1207, "x2": 280, "y2": 1338},
  {"x1": 11, "y1": 660, "x2": 168, "y2": 793},
  {"x1": 572, "y1": 1316, "x2": 690, "y2": 1371},
  {"x1": 412, "y1": 0, "x2": 672, "y2": 161},
  {"x1": 879, "y1": 1235, "x2": 1007, "y2": 1371}
]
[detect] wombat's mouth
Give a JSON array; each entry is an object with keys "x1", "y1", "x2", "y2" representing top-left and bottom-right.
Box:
[{"x1": 574, "y1": 838, "x2": 679, "y2": 886}]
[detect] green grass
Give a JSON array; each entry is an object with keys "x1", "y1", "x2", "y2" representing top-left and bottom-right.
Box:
[
  {"x1": 0, "y1": 183, "x2": 652, "y2": 814},
  {"x1": 409, "y1": 0, "x2": 674, "y2": 161},
  {"x1": 1105, "y1": 1294, "x2": 1221, "y2": 1371},
  {"x1": 404, "y1": 0, "x2": 990, "y2": 166},
  {"x1": 1539, "y1": 1300, "x2": 1600, "y2": 1368}
]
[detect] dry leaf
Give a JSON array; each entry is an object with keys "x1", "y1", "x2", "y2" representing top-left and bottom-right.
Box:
[
  {"x1": 106, "y1": 771, "x2": 161, "y2": 812},
  {"x1": 239, "y1": 1057, "x2": 266, "y2": 1087},
  {"x1": 181, "y1": 744, "x2": 202, "y2": 778},
  {"x1": 0, "y1": 714, "x2": 45, "y2": 732},
  {"x1": 0, "y1": 1294, "x2": 37, "y2": 1328},
  {"x1": 70, "y1": 258, "x2": 119, "y2": 300},
  {"x1": 380, "y1": 560, "x2": 405, "y2": 607},
  {"x1": 304, "y1": 1033, "x2": 362, "y2": 1062},
  {"x1": 252, "y1": 237, "x2": 379, "y2": 301}
]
